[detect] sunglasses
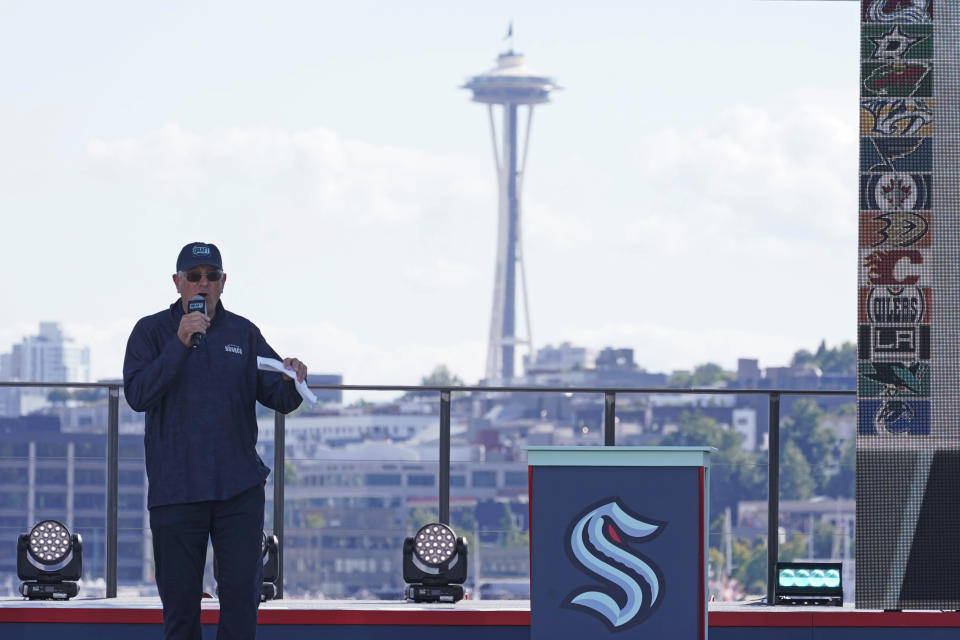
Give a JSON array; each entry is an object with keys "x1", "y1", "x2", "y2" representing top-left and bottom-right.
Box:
[{"x1": 183, "y1": 269, "x2": 223, "y2": 283}]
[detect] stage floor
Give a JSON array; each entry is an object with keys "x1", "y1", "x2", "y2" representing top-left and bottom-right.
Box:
[{"x1": 5, "y1": 597, "x2": 960, "y2": 640}]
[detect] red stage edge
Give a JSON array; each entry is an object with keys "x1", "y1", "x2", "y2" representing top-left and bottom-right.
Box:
[
  {"x1": 527, "y1": 465, "x2": 533, "y2": 589},
  {"x1": 0, "y1": 608, "x2": 532, "y2": 626},
  {"x1": 699, "y1": 465, "x2": 705, "y2": 640},
  {"x1": 7, "y1": 606, "x2": 960, "y2": 628}
]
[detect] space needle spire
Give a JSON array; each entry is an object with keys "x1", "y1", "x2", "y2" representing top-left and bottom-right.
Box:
[{"x1": 463, "y1": 37, "x2": 559, "y2": 384}]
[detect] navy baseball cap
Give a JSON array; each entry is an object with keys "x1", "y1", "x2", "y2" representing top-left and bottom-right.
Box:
[{"x1": 176, "y1": 242, "x2": 223, "y2": 272}]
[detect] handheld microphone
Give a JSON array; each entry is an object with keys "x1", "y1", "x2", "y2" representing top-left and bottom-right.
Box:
[{"x1": 187, "y1": 295, "x2": 207, "y2": 349}]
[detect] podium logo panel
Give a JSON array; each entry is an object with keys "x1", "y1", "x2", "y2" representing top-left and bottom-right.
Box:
[
  {"x1": 564, "y1": 498, "x2": 665, "y2": 631},
  {"x1": 530, "y1": 466, "x2": 702, "y2": 639}
]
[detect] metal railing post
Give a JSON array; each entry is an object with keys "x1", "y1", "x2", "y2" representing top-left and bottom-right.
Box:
[
  {"x1": 766, "y1": 392, "x2": 781, "y2": 605},
  {"x1": 439, "y1": 390, "x2": 451, "y2": 525},
  {"x1": 603, "y1": 391, "x2": 616, "y2": 446},
  {"x1": 106, "y1": 386, "x2": 119, "y2": 598},
  {"x1": 273, "y1": 411, "x2": 286, "y2": 599}
]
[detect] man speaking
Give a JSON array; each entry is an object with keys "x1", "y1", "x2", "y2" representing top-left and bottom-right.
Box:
[{"x1": 123, "y1": 242, "x2": 307, "y2": 639}]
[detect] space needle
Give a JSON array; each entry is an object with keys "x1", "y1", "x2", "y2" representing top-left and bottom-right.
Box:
[{"x1": 463, "y1": 40, "x2": 559, "y2": 384}]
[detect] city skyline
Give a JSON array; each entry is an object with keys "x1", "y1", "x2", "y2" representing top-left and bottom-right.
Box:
[
  {"x1": 0, "y1": 1, "x2": 859, "y2": 385},
  {"x1": 0, "y1": 320, "x2": 852, "y2": 388}
]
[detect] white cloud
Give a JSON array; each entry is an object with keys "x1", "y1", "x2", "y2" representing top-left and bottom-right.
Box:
[
  {"x1": 87, "y1": 122, "x2": 490, "y2": 229},
  {"x1": 0, "y1": 2, "x2": 864, "y2": 395},
  {"x1": 23, "y1": 319, "x2": 485, "y2": 393},
  {"x1": 403, "y1": 258, "x2": 482, "y2": 289},
  {"x1": 61, "y1": 89, "x2": 859, "y2": 386},
  {"x1": 631, "y1": 89, "x2": 857, "y2": 250},
  {"x1": 252, "y1": 323, "x2": 486, "y2": 389},
  {"x1": 62, "y1": 320, "x2": 135, "y2": 381},
  {"x1": 524, "y1": 199, "x2": 587, "y2": 251}
]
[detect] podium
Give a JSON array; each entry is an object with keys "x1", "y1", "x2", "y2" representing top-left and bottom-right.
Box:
[{"x1": 527, "y1": 446, "x2": 713, "y2": 639}]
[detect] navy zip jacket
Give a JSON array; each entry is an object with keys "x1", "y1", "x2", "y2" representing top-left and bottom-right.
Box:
[{"x1": 123, "y1": 299, "x2": 302, "y2": 508}]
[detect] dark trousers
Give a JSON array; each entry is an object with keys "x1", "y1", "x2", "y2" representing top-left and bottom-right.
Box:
[{"x1": 150, "y1": 483, "x2": 265, "y2": 640}]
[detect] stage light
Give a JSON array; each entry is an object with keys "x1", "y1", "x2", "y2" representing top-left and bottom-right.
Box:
[
  {"x1": 774, "y1": 562, "x2": 842, "y2": 606},
  {"x1": 261, "y1": 532, "x2": 279, "y2": 602},
  {"x1": 403, "y1": 523, "x2": 468, "y2": 603},
  {"x1": 17, "y1": 520, "x2": 83, "y2": 600}
]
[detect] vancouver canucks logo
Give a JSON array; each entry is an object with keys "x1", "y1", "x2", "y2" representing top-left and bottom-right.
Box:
[{"x1": 564, "y1": 498, "x2": 665, "y2": 631}]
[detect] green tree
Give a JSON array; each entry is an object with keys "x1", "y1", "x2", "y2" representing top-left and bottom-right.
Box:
[
  {"x1": 666, "y1": 371, "x2": 692, "y2": 388},
  {"x1": 791, "y1": 349, "x2": 815, "y2": 367},
  {"x1": 284, "y1": 460, "x2": 297, "y2": 485},
  {"x1": 451, "y1": 507, "x2": 478, "y2": 550},
  {"x1": 451, "y1": 507, "x2": 476, "y2": 534},
  {"x1": 782, "y1": 399, "x2": 836, "y2": 492},
  {"x1": 405, "y1": 364, "x2": 466, "y2": 399},
  {"x1": 666, "y1": 363, "x2": 735, "y2": 388},
  {"x1": 780, "y1": 532, "x2": 810, "y2": 562},
  {"x1": 732, "y1": 538, "x2": 766, "y2": 595},
  {"x1": 780, "y1": 441, "x2": 815, "y2": 500},
  {"x1": 709, "y1": 547, "x2": 726, "y2": 580},
  {"x1": 408, "y1": 506, "x2": 439, "y2": 533},
  {"x1": 74, "y1": 388, "x2": 106, "y2": 403},
  {"x1": 792, "y1": 340, "x2": 856, "y2": 375},
  {"x1": 824, "y1": 438, "x2": 855, "y2": 499},
  {"x1": 814, "y1": 519, "x2": 836, "y2": 559},
  {"x1": 817, "y1": 342, "x2": 856, "y2": 375},
  {"x1": 659, "y1": 411, "x2": 765, "y2": 520},
  {"x1": 420, "y1": 365, "x2": 464, "y2": 387},
  {"x1": 831, "y1": 402, "x2": 856, "y2": 417},
  {"x1": 499, "y1": 503, "x2": 528, "y2": 548},
  {"x1": 691, "y1": 363, "x2": 735, "y2": 387},
  {"x1": 815, "y1": 340, "x2": 827, "y2": 359},
  {"x1": 47, "y1": 388, "x2": 70, "y2": 405}
]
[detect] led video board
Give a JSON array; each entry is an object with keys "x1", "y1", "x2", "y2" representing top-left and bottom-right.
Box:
[{"x1": 857, "y1": 0, "x2": 960, "y2": 609}]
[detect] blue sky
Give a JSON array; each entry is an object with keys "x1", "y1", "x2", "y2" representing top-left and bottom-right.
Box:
[{"x1": 0, "y1": 0, "x2": 860, "y2": 384}]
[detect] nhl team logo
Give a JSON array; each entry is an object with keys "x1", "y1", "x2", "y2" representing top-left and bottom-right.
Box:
[{"x1": 563, "y1": 498, "x2": 666, "y2": 632}]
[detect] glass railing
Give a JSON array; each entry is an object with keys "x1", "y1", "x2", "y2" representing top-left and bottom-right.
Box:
[{"x1": 0, "y1": 381, "x2": 854, "y2": 603}]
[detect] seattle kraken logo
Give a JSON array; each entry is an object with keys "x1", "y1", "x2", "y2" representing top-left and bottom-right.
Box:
[{"x1": 564, "y1": 498, "x2": 665, "y2": 631}]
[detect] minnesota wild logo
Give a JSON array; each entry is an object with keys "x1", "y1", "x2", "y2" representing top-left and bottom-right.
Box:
[{"x1": 863, "y1": 63, "x2": 931, "y2": 98}]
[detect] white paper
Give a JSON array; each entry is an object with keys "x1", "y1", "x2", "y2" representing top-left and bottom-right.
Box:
[{"x1": 257, "y1": 356, "x2": 318, "y2": 405}]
